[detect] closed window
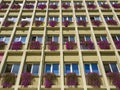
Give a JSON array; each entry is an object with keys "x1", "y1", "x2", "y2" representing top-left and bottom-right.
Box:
[
  {"x1": 31, "y1": 36, "x2": 42, "y2": 43},
  {"x1": 63, "y1": 36, "x2": 75, "y2": 43},
  {"x1": 45, "y1": 64, "x2": 59, "y2": 75},
  {"x1": 104, "y1": 16, "x2": 113, "y2": 20},
  {"x1": 0, "y1": 37, "x2": 10, "y2": 44},
  {"x1": 96, "y1": 35, "x2": 107, "y2": 42},
  {"x1": 84, "y1": 63, "x2": 99, "y2": 74},
  {"x1": 14, "y1": 36, "x2": 26, "y2": 44},
  {"x1": 65, "y1": 64, "x2": 79, "y2": 75},
  {"x1": 47, "y1": 36, "x2": 59, "y2": 42},
  {"x1": 35, "y1": 17, "x2": 44, "y2": 21},
  {"x1": 112, "y1": 35, "x2": 120, "y2": 41},
  {"x1": 63, "y1": 17, "x2": 72, "y2": 21},
  {"x1": 49, "y1": 17, "x2": 58, "y2": 21},
  {"x1": 77, "y1": 16, "x2": 86, "y2": 21},
  {"x1": 80, "y1": 35, "x2": 91, "y2": 41},
  {"x1": 90, "y1": 16, "x2": 100, "y2": 21},
  {"x1": 8, "y1": 17, "x2": 17, "y2": 22}
]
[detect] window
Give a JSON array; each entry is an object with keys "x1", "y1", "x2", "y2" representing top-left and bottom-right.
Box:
[
  {"x1": 112, "y1": 35, "x2": 120, "y2": 41},
  {"x1": 8, "y1": 17, "x2": 17, "y2": 22},
  {"x1": 45, "y1": 64, "x2": 59, "y2": 75},
  {"x1": 50, "y1": 2, "x2": 58, "y2": 5},
  {"x1": 90, "y1": 16, "x2": 100, "y2": 21},
  {"x1": 49, "y1": 17, "x2": 58, "y2": 21},
  {"x1": 63, "y1": 17, "x2": 72, "y2": 21},
  {"x1": 96, "y1": 35, "x2": 107, "y2": 42},
  {"x1": 104, "y1": 63, "x2": 119, "y2": 73},
  {"x1": 35, "y1": 17, "x2": 44, "y2": 21},
  {"x1": 4, "y1": 64, "x2": 20, "y2": 74},
  {"x1": 84, "y1": 63, "x2": 99, "y2": 74},
  {"x1": 104, "y1": 16, "x2": 113, "y2": 20},
  {"x1": 0, "y1": 36, "x2": 10, "y2": 44},
  {"x1": 31, "y1": 36, "x2": 42, "y2": 43},
  {"x1": 14, "y1": 36, "x2": 26, "y2": 44},
  {"x1": 47, "y1": 36, "x2": 59, "y2": 42},
  {"x1": 21, "y1": 17, "x2": 31, "y2": 22},
  {"x1": 24, "y1": 64, "x2": 39, "y2": 76},
  {"x1": 80, "y1": 35, "x2": 91, "y2": 41},
  {"x1": 110, "y1": 1, "x2": 117, "y2": 4},
  {"x1": 77, "y1": 16, "x2": 86, "y2": 21},
  {"x1": 64, "y1": 64, "x2": 79, "y2": 75},
  {"x1": 0, "y1": 17, "x2": 3, "y2": 22},
  {"x1": 63, "y1": 36, "x2": 75, "y2": 43}
]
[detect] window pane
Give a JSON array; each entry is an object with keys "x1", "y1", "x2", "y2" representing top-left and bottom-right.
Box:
[
  {"x1": 72, "y1": 64, "x2": 79, "y2": 75},
  {"x1": 84, "y1": 64, "x2": 90, "y2": 74},
  {"x1": 0, "y1": 37, "x2": 3, "y2": 41},
  {"x1": 54, "y1": 36, "x2": 58, "y2": 42},
  {"x1": 91, "y1": 64, "x2": 99, "y2": 74},
  {"x1": 63, "y1": 36, "x2": 68, "y2": 43},
  {"x1": 104, "y1": 64, "x2": 111, "y2": 73},
  {"x1": 37, "y1": 36, "x2": 42, "y2": 43},
  {"x1": 12, "y1": 64, "x2": 20, "y2": 74},
  {"x1": 47, "y1": 37, "x2": 52, "y2": 42},
  {"x1": 70, "y1": 36, "x2": 75, "y2": 41},
  {"x1": 41, "y1": 17, "x2": 44, "y2": 21},
  {"x1": 111, "y1": 63, "x2": 119, "y2": 72},
  {"x1": 82, "y1": 16, "x2": 86, "y2": 21},
  {"x1": 45, "y1": 64, "x2": 51, "y2": 73},
  {"x1": 102, "y1": 36, "x2": 107, "y2": 41},
  {"x1": 117, "y1": 36, "x2": 120, "y2": 41},
  {"x1": 53, "y1": 64, "x2": 59, "y2": 75},
  {"x1": 5, "y1": 64, "x2": 12, "y2": 73},
  {"x1": 68, "y1": 17, "x2": 72, "y2": 21},
  {"x1": 14, "y1": 37, "x2": 20, "y2": 42},
  {"x1": 26, "y1": 64, "x2": 32, "y2": 72},
  {"x1": 32, "y1": 64, "x2": 39, "y2": 76},
  {"x1": 65, "y1": 64, "x2": 70, "y2": 74},
  {"x1": 4, "y1": 37, "x2": 9, "y2": 44},
  {"x1": 21, "y1": 37, "x2": 26, "y2": 44},
  {"x1": 86, "y1": 36, "x2": 91, "y2": 41}
]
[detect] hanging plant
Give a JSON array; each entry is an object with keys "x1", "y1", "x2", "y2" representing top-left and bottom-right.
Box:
[
  {"x1": 49, "y1": 4, "x2": 58, "y2": 9},
  {"x1": 37, "y1": 4, "x2": 46, "y2": 9},
  {"x1": 11, "y1": 4, "x2": 20, "y2": 9},
  {"x1": 77, "y1": 20, "x2": 87, "y2": 27},
  {"x1": 1, "y1": 73, "x2": 16, "y2": 88},
  {"x1": 11, "y1": 41, "x2": 22, "y2": 50},
  {"x1": 87, "y1": 4, "x2": 96, "y2": 9},
  {"x1": 43, "y1": 73, "x2": 56, "y2": 88},
  {"x1": 0, "y1": 41, "x2": 6, "y2": 49},
  {"x1": 74, "y1": 4, "x2": 82, "y2": 9},
  {"x1": 106, "y1": 20, "x2": 118, "y2": 25},
  {"x1": 21, "y1": 72, "x2": 34, "y2": 87},
  {"x1": 24, "y1": 4, "x2": 34, "y2": 9},
  {"x1": 0, "y1": 3, "x2": 9, "y2": 9},
  {"x1": 2, "y1": 20, "x2": 14, "y2": 27},
  {"x1": 48, "y1": 41, "x2": 59, "y2": 51},
  {"x1": 112, "y1": 4, "x2": 120, "y2": 9},
  {"x1": 66, "y1": 41, "x2": 77, "y2": 50},
  {"x1": 97, "y1": 41, "x2": 110, "y2": 49},
  {"x1": 29, "y1": 41, "x2": 41, "y2": 49},
  {"x1": 20, "y1": 21, "x2": 29, "y2": 27},
  {"x1": 49, "y1": 20, "x2": 57, "y2": 27},
  {"x1": 114, "y1": 40, "x2": 120, "y2": 49},
  {"x1": 101, "y1": 4, "x2": 110, "y2": 9},
  {"x1": 92, "y1": 20, "x2": 101, "y2": 27},
  {"x1": 35, "y1": 20, "x2": 43, "y2": 26},
  {"x1": 86, "y1": 72, "x2": 101, "y2": 88},
  {"x1": 66, "y1": 72, "x2": 78, "y2": 87},
  {"x1": 80, "y1": 41, "x2": 94, "y2": 49},
  {"x1": 62, "y1": 3, "x2": 70, "y2": 9},
  {"x1": 107, "y1": 72, "x2": 120, "y2": 89},
  {"x1": 63, "y1": 20, "x2": 70, "y2": 27}
]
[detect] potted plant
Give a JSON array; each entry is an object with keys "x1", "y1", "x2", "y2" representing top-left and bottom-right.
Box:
[
  {"x1": 101, "y1": 4, "x2": 110, "y2": 9},
  {"x1": 66, "y1": 72, "x2": 78, "y2": 87},
  {"x1": 29, "y1": 41, "x2": 41, "y2": 49},
  {"x1": 49, "y1": 4, "x2": 58, "y2": 9},
  {"x1": 63, "y1": 20, "x2": 70, "y2": 27},
  {"x1": 37, "y1": 4, "x2": 46, "y2": 9},
  {"x1": 114, "y1": 40, "x2": 120, "y2": 49},
  {"x1": 35, "y1": 20, "x2": 43, "y2": 26},
  {"x1": 0, "y1": 41, "x2": 6, "y2": 49},
  {"x1": 43, "y1": 73, "x2": 56, "y2": 88},
  {"x1": 48, "y1": 41, "x2": 59, "y2": 51},
  {"x1": 1, "y1": 73, "x2": 16, "y2": 88},
  {"x1": 87, "y1": 4, "x2": 96, "y2": 9},
  {"x1": 86, "y1": 72, "x2": 101, "y2": 88},
  {"x1": 49, "y1": 20, "x2": 57, "y2": 27},
  {"x1": 2, "y1": 20, "x2": 14, "y2": 27},
  {"x1": 77, "y1": 20, "x2": 87, "y2": 27},
  {"x1": 92, "y1": 20, "x2": 101, "y2": 27},
  {"x1": 80, "y1": 41, "x2": 94, "y2": 49},
  {"x1": 106, "y1": 20, "x2": 118, "y2": 25},
  {"x1": 112, "y1": 4, "x2": 120, "y2": 9},
  {"x1": 10, "y1": 41, "x2": 22, "y2": 50},
  {"x1": 62, "y1": 3, "x2": 70, "y2": 9},
  {"x1": 107, "y1": 72, "x2": 120, "y2": 89},
  {"x1": 21, "y1": 72, "x2": 34, "y2": 87},
  {"x1": 24, "y1": 4, "x2": 34, "y2": 9},
  {"x1": 97, "y1": 41, "x2": 110, "y2": 49},
  {"x1": 74, "y1": 4, "x2": 82, "y2": 9},
  {"x1": 20, "y1": 21, "x2": 29, "y2": 27},
  {"x1": 66, "y1": 41, "x2": 77, "y2": 50},
  {"x1": 11, "y1": 4, "x2": 20, "y2": 9},
  {"x1": 0, "y1": 3, "x2": 9, "y2": 9}
]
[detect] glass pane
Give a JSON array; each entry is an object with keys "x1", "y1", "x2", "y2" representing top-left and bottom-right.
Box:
[
  {"x1": 111, "y1": 63, "x2": 119, "y2": 72},
  {"x1": 117, "y1": 36, "x2": 120, "y2": 41},
  {"x1": 26, "y1": 64, "x2": 32, "y2": 72},
  {"x1": 14, "y1": 37, "x2": 20, "y2": 42},
  {"x1": 21, "y1": 37, "x2": 26, "y2": 44},
  {"x1": 54, "y1": 17, "x2": 58, "y2": 21},
  {"x1": 112, "y1": 36, "x2": 117, "y2": 41},
  {"x1": 54, "y1": 36, "x2": 58, "y2": 42},
  {"x1": 86, "y1": 36, "x2": 91, "y2": 41},
  {"x1": 12, "y1": 64, "x2": 20, "y2": 74},
  {"x1": 102, "y1": 36, "x2": 107, "y2": 41},
  {"x1": 82, "y1": 16, "x2": 86, "y2": 21},
  {"x1": 77, "y1": 17, "x2": 80, "y2": 21},
  {"x1": 72, "y1": 64, "x2": 79, "y2": 75},
  {"x1": 70, "y1": 36, "x2": 75, "y2": 41},
  {"x1": 84, "y1": 64, "x2": 90, "y2": 74},
  {"x1": 95, "y1": 17, "x2": 100, "y2": 20},
  {"x1": 92, "y1": 64, "x2": 99, "y2": 74},
  {"x1": 37, "y1": 36, "x2": 42, "y2": 43},
  {"x1": 32, "y1": 64, "x2": 39, "y2": 76},
  {"x1": 68, "y1": 17, "x2": 72, "y2": 21},
  {"x1": 104, "y1": 64, "x2": 111, "y2": 73},
  {"x1": 4, "y1": 37, "x2": 9, "y2": 44},
  {"x1": 65, "y1": 64, "x2": 70, "y2": 75},
  {"x1": 47, "y1": 37, "x2": 52, "y2": 42},
  {"x1": 96, "y1": 36, "x2": 101, "y2": 42},
  {"x1": 45, "y1": 64, "x2": 51, "y2": 73},
  {"x1": 41, "y1": 17, "x2": 44, "y2": 21},
  {"x1": 53, "y1": 64, "x2": 59, "y2": 75},
  {"x1": 63, "y1": 36, "x2": 68, "y2": 43},
  {"x1": 5, "y1": 64, "x2": 12, "y2": 73},
  {"x1": 0, "y1": 37, "x2": 3, "y2": 41}
]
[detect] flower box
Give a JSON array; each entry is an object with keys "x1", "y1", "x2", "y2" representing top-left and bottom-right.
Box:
[
  {"x1": 66, "y1": 73, "x2": 78, "y2": 87},
  {"x1": 77, "y1": 20, "x2": 87, "y2": 27},
  {"x1": 43, "y1": 73, "x2": 56, "y2": 88},
  {"x1": 92, "y1": 20, "x2": 101, "y2": 27},
  {"x1": 2, "y1": 21, "x2": 14, "y2": 27},
  {"x1": 24, "y1": 4, "x2": 34, "y2": 9},
  {"x1": 66, "y1": 41, "x2": 77, "y2": 50},
  {"x1": 10, "y1": 41, "x2": 22, "y2": 50},
  {"x1": 80, "y1": 41, "x2": 94, "y2": 49},
  {"x1": 106, "y1": 20, "x2": 118, "y2": 25},
  {"x1": 49, "y1": 4, "x2": 58, "y2": 9},
  {"x1": 87, "y1": 4, "x2": 96, "y2": 9},
  {"x1": 37, "y1": 4, "x2": 46, "y2": 9},
  {"x1": 101, "y1": 4, "x2": 110, "y2": 9},
  {"x1": 35, "y1": 20, "x2": 43, "y2": 26},
  {"x1": 20, "y1": 21, "x2": 29, "y2": 27},
  {"x1": 74, "y1": 4, "x2": 82, "y2": 9},
  {"x1": 86, "y1": 72, "x2": 101, "y2": 88},
  {"x1": 11, "y1": 4, "x2": 20, "y2": 9},
  {"x1": 114, "y1": 40, "x2": 120, "y2": 49},
  {"x1": 62, "y1": 3, "x2": 70, "y2": 9},
  {"x1": 0, "y1": 3, "x2": 9, "y2": 9},
  {"x1": 112, "y1": 4, "x2": 120, "y2": 9},
  {"x1": 21, "y1": 72, "x2": 34, "y2": 87},
  {"x1": 0, "y1": 41, "x2": 6, "y2": 49},
  {"x1": 1, "y1": 73, "x2": 16, "y2": 88},
  {"x1": 29, "y1": 41, "x2": 41, "y2": 49},
  {"x1": 48, "y1": 41, "x2": 59, "y2": 51},
  {"x1": 62, "y1": 20, "x2": 70, "y2": 27},
  {"x1": 49, "y1": 20, "x2": 57, "y2": 27},
  {"x1": 107, "y1": 72, "x2": 120, "y2": 89},
  {"x1": 97, "y1": 41, "x2": 110, "y2": 49}
]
